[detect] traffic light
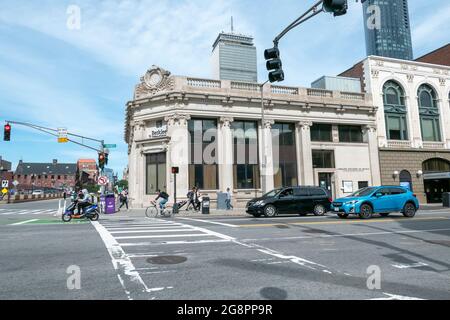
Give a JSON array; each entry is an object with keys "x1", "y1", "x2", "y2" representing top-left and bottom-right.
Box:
[
  {"x1": 104, "y1": 152, "x2": 109, "y2": 166},
  {"x1": 323, "y1": 0, "x2": 348, "y2": 17},
  {"x1": 3, "y1": 123, "x2": 11, "y2": 141},
  {"x1": 98, "y1": 152, "x2": 106, "y2": 170},
  {"x1": 172, "y1": 167, "x2": 179, "y2": 174},
  {"x1": 264, "y1": 47, "x2": 284, "y2": 83}
]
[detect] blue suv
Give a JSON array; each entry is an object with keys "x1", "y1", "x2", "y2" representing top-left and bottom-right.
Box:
[{"x1": 332, "y1": 186, "x2": 419, "y2": 219}]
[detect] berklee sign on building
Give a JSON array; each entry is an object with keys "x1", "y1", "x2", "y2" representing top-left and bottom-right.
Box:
[{"x1": 125, "y1": 65, "x2": 381, "y2": 209}]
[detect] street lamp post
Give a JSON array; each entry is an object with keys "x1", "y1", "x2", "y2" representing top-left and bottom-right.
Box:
[{"x1": 260, "y1": 80, "x2": 269, "y2": 195}]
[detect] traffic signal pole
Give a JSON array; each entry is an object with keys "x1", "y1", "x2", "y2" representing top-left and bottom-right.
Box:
[{"x1": 260, "y1": 80, "x2": 269, "y2": 194}]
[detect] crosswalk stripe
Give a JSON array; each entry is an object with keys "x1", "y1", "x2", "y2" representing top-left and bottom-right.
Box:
[
  {"x1": 115, "y1": 234, "x2": 208, "y2": 240},
  {"x1": 110, "y1": 229, "x2": 196, "y2": 234}
]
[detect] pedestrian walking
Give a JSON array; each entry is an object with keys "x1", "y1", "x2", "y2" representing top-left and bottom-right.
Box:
[
  {"x1": 119, "y1": 188, "x2": 129, "y2": 211},
  {"x1": 226, "y1": 188, "x2": 233, "y2": 210}
]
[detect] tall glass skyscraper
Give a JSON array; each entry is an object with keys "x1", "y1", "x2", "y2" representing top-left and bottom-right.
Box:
[
  {"x1": 211, "y1": 32, "x2": 258, "y2": 83},
  {"x1": 363, "y1": 0, "x2": 413, "y2": 60}
]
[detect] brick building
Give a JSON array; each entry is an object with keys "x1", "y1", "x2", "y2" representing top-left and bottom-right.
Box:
[
  {"x1": 338, "y1": 44, "x2": 450, "y2": 203},
  {"x1": 76, "y1": 159, "x2": 98, "y2": 186},
  {"x1": 13, "y1": 159, "x2": 77, "y2": 191}
]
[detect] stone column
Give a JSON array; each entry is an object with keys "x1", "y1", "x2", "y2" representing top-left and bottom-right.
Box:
[
  {"x1": 219, "y1": 117, "x2": 234, "y2": 192},
  {"x1": 364, "y1": 124, "x2": 381, "y2": 186},
  {"x1": 261, "y1": 119, "x2": 275, "y2": 193},
  {"x1": 296, "y1": 121, "x2": 314, "y2": 185},
  {"x1": 165, "y1": 113, "x2": 191, "y2": 200}
]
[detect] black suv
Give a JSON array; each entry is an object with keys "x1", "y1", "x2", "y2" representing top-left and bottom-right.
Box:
[{"x1": 246, "y1": 187, "x2": 332, "y2": 218}]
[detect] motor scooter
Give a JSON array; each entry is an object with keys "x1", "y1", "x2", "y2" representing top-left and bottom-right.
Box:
[{"x1": 62, "y1": 199, "x2": 100, "y2": 222}]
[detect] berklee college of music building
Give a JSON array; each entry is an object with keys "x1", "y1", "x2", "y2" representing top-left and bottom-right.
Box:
[{"x1": 124, "y1": 36, "x2": 450, "y2": 208}]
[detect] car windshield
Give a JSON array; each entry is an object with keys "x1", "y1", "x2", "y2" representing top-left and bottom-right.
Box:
[
  {"x1": 349, "y1": 187, "x2": 377, "y2": 197},
  {"x1": 263, "y1": 189, "x2": 282, "y2": 198}
]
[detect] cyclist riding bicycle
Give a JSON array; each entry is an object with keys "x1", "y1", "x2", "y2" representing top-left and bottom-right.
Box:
[{"x1": 155, "y1": 190, "x2": 170, "y2": 212}]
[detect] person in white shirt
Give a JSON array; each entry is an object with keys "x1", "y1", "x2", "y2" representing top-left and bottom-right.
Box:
[{"x1": 226, "y1": 188, "x2": 233, "y2": 210}]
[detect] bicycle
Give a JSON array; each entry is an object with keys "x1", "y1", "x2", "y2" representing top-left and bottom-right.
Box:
[{"x1": 145, "y1": 200, "x2": 173, "y2": 218}]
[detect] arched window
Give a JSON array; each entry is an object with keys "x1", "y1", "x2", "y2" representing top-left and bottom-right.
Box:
[
  {"x1": 383, "y1": 81, "x2": 408, "y2": 140},
  {"x1": 399, "y1": 170, "x2": 413, "y2": 191},
  {"x1": 423, "y1": 158, "x2": 450, "y2": 173},
  {"x1": 418, "y1": 84, "x2": 441, "y2": 142}
]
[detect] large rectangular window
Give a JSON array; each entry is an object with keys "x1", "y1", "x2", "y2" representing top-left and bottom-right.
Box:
[
  {"x1": 146, "y1": 153, "x2": 167, "y2": 194},
  {"x1": 232, "y1": 121, "x2": 260, "y2": 189},
  {"x1": 386, "y1": 114, "x2": 408, "y2": 140},
  {"x1": 421, "y1": 117, "x2": 441, "y2": 142},
  {"x1": 188, "y1": 119, "x2": 219, "y2": 190},
  {"x1": 312, "y1": 150, "x2": 335, "y2": 169},
  {"x1": 311, "y1": 124, "x2": 333, "y2": 142},
  {"x1": 273, "y1": 123, "x2": 298, "y2": 188},
  {"x1": 338, "y1": 125, "x2": 363, "y2": 143}
]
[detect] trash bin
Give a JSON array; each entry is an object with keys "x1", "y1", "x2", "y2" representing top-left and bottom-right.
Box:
[
  {"x1": 202, "y1": 197, "x2": 210, "y2": 215},
  {"x1": 216, "y1": 192, "x2": 227, "y2": 210},
  {"x1": 105, "y1": 194, "x2": 116, "y2": 214},
  {"x1": 443, "y1": 193, "x2": 450, "y2": 208}
]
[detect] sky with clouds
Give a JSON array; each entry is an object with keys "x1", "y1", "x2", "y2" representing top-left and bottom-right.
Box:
[{"x1": 0, "y1": 0, "x2": 449, "y2": 178}]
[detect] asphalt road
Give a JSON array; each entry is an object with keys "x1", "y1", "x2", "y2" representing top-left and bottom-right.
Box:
[{"x1": 1, "y1": 200, "x2": 449, "y2": 300}]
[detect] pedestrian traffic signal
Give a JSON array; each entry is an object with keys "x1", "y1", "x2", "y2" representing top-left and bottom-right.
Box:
[
  {"x1": 3, "y1": 123, "x2": 11, "y2": 141},
  {"x1": 172, "y1": 167, "x2": 179, "y2": 174},
  {"x1": 323, "y1": 0, "x2": 348, "y2": 16},
  {"x1": 98, "y1": 152, "x2": 106, "y2": 170},
  {"x1": 264, "y1": 47, "x2": 284, "y2": 83}
]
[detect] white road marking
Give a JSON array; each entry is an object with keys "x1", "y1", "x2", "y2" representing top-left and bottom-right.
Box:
[
  {"x1": 105, "y1": 225, "x2": 185, "y2": 230},
  {"x1": 392, "y1": 262, "x2": 429, "y2": 269},
  {"x1": 178, "y1": 217, "x2": 240, "y2": 228},
  {"x1": 110, "y1": 229, "x2": 196, "y2": 234},
  {"x1": 120, "y1": 239, "x2": 232, "y2": 247},
  {"x1": 10, "y1": 219, "x2": 39, "y2": 225},
  {"x1": 240, "y1": 228, "x2": 450, "y2": 243},
  {"x1": 115, "y1": 234, "x2": 209, "y2": 240},
  {"x1": 369, "y1": 293, "x2": 425, "y2": 300},
  {"x1": 91, "y1": 221, "x2": 174, "y2": 300}
]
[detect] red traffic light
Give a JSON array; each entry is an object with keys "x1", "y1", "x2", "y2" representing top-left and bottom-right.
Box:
[
  {"x1": 171, "y1": 167, "x2": 179, "y2": 174},
  {"x1": 4, "y1": 123, "x2": 11, "y2": 141}
]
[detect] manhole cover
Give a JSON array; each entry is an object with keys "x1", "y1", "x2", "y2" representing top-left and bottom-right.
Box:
[
  {"x1": 147, "y1": 256, "x2": 188, "y2": 265},
  {"x1": 275, "y1": 225, "x2": 290, "y2": 229}
]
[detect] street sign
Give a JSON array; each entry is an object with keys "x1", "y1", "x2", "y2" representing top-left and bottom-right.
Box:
[
  {"x1": 58, "y1": 128, "x2": 69, "y2": 143},
  {"x1": 12, "y1": 180, "x2": 19, "y2": 187},
  {"x1": 1, "y1": 188, "x2": 8, "y2": 195},
  {"x1": 104, "y1": 144, "x2": 117, "y2": 149},
  {"x1": 98, "y1": 176, "x2": 109, "y2": 186},
  {"x1": 1, "y1": 180, "x2": 8, "y2": 188}
]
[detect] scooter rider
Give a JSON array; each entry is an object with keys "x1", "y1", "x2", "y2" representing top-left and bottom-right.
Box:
[{"x1": 77, "y1": 189, "x2": 91, "y2": 215}]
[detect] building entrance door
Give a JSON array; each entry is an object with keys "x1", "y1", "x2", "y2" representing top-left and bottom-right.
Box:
[
  {"x1": 424, "y1": 178, "x2": 450, "y2": 204},
  {"x1": 318, "y1": 173, "x2": 333, "y2": 198}
]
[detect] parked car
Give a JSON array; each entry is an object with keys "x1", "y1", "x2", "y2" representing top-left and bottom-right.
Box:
[
  {"x1": 246, "y1": 186, "x2": 332, "y2": 218},
  {"x1": 332, "y1": 186, "x2": 419, "y2": 219},
  {"x1": 32, "y1": 190, "x2": 45, "y2": 196}
]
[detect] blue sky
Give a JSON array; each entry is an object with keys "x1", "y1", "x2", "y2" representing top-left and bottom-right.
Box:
[{"x1": 0, "y1": 0, "x2": 449, "y2": 178}]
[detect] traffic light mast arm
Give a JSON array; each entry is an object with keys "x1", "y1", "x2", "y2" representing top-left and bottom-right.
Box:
[
  {"x1": 4, "y1": 120, "x2": 104, "y2": 153},
  {"x1": 273, "y1": 0, "x2": 324, "y2": 46}
]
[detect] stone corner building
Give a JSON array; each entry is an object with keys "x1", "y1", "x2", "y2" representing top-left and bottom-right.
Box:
[{"x1": 124, "y1": 66, "x2": 381, "y2": 209}]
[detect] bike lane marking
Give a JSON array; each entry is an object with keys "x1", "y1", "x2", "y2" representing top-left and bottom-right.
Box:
[{"x1": 10, "y1": 219, "x2": 40, "y2": 226}]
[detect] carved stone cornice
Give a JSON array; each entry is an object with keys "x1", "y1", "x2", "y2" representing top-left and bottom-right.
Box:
[
  {"x1": 135, "y1": 66, "x2": 175, "y2": 99},
  {"x1": 297, "y1": 121, "x2": 313, "y2": 130},
  {"x1": 263, "y1": 119, "x2": 275, "y2": 129}
]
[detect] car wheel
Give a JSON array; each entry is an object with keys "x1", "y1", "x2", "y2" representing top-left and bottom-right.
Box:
[
  {"x1": 380, "y1": 212, "x2": 390, "y2": 217},
  {"x1": 313, "y1": 204, "x2": 326, "y2": 216},
  {"x1": 337, "y1": 213, "x2": 348, "y2": 219},
  {"x1": 264, "y1": 205, "x2": 277, "y2": 218},
  {"x1": 403, "y1": 203, "x2": 417, "y2": 218},
  {"x1": 359, "y1": 204, "x2": 373, "y2": 219}
]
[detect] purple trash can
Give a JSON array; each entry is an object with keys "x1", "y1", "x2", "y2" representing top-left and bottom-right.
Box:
[{"x1": 105, "y1": 194, "x2": 116, "y2": 214}]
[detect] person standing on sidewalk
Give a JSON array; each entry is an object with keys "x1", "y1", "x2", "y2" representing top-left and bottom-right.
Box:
[{"x1": 226, "y1": 188, "x2": 233, "y2": 210}]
